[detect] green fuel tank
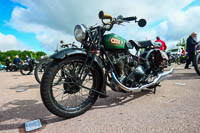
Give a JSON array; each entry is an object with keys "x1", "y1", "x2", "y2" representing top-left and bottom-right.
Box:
[{"x1": 102, "y1": 33, "x2": 127, "y2": 50}]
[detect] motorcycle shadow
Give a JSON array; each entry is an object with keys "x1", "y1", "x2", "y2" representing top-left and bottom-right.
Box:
[
  {"x1": 0, "y1": 100, "x2": 64, "y2": 132},
  {"x1": 9, "y1": 84, "x2": 40, "y2": 91},
  {"x1": 11, "y1": 74, "x2": 33, "y2": 77},
  {"x1": 167, "y1": 72, "x2": 200, "y2": 80},
  {"x1": 93, "y1": 89, "x2": 152, "y2": 110}
]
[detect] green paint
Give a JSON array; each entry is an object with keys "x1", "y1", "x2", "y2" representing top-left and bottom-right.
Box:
[{"x1": 102, "y1": 33, "x2": 127, "y2": 49}]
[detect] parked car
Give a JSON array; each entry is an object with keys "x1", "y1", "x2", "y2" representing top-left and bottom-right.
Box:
[{"x1": 168, "y1": 46, "x2": 183, "y2": 56}]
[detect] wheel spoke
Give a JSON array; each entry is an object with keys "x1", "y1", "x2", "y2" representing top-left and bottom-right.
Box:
[
  {"x1": 54, "y1": 91, "x2": 64, "y2": 98},
  {"x1": 49, "y1": 59, "x2": 95, "y2": 111}
]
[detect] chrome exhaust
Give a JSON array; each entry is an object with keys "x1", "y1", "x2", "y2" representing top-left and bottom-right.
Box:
[{"x1": 111, "y1": 68, "x2": 174, "y2": 92}]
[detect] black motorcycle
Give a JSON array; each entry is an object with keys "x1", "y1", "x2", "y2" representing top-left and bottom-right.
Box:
[
  {"x1": 20, "y1": 58, "x2": 38, "y2": 75},
  {"x1": 8, "y1": 64, "x2": 20, "y2": 72},
  {"x1": 40, "y1": 11, "x2": 173, "y2": 118},
  {"x1": 194, "y1": 43, "x2": 200, "y2": 75}
]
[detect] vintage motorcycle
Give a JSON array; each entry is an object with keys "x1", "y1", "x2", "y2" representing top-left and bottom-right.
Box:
[
  {"x1": 194, "y1": 42, "x2": 200, "y2": 75},
  {"x1": 20, "y1": 58, "x2": 38, "y2": 75},
  {"x1": 167, "y1": 53, "x2": 185, "y2": 65},
  {"x1": 40, "y1": 11, "x2": 174, "y2": 118}
]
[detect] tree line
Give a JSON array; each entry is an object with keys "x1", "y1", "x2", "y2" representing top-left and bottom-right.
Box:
[
  {"x1": 0, "y1": 50, "x2": 46, "y2": 65},
  {"x1": 176, "y1": 38, "x2": 186, "y2": 49}
]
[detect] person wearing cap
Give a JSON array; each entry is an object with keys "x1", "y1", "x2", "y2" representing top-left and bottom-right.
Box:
[
  {"x1": 155, "y1": 36, "x2": 167, "y2": 51},
  {"x1": 5, "y1": 56, "x2": 11, "y2": 72},
  {"x1": 185, "y1": 32, "x2": 198, "y2": 69}
]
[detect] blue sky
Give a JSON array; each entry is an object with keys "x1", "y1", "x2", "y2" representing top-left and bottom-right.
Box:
[
  {"x1": 0, "y1": 0, "x2": 200, "y2": 52},
  {"x1": 182, "y1": 0, "x2": 200, "y2": 10},
  {"x1": 0, "y1": 0, "x2": 46, "y2": 52}
]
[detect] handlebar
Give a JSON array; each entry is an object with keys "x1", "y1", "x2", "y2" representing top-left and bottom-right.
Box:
[
  {"x1": 122, "y1": 16, "x2": 137, "y2": 21},
  {"x1": 60, "y1": 42, "x2": 77, "y2": 48},
  {"x1": 98, "y1": 10, "x2": 147, "y2": 28},
  {"x1": 60, "y1": 44, "x2": 69, "y2": 48}
]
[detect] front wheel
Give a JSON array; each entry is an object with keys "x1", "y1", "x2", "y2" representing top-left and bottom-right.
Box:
[
  {"x1": 177, "y1": 57, "x2": 181, "y2": 65},
  {"x1": 34, "y1": 59, "x2": 49, "y2": 84},
  {"x1": 194, "y1": 53, "x2": 200, "y2": 76},
  {"x1": 40, "y1": 55, "x2": 100, "y2": 118}
]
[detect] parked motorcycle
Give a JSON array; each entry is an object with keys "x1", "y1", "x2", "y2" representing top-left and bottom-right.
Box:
[
  {"x1": 9, "y1": 63, "x2": 21, "y2": 72},
  {"x1": 40, "y1": 11, "x2": 174, "y2": 118},
  {"x1": 34, "y1": 41, "x2": 78, "y2": 84},
  {"x1": 167, "y1": 52, "x2": 186, "y2": 65},
  {"x1": 20, "y1": 58, "x2": 38, "y2": 75},
  {"x1": 194, "y1": 42, "x2": 200, "y2": 75}
]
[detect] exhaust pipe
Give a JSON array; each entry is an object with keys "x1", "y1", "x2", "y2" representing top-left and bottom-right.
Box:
[{"x1": 111, "y1": 68, "x2": 174, "y2": 92}]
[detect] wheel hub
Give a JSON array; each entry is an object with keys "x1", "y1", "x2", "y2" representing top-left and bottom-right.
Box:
[{"x1": 63, "y1": 77, "x2": 81, "y2": 94}]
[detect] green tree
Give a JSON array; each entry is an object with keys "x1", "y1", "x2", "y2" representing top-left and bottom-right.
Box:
[
  {"x1": 0, "y1": 50, "x2": 46, "y2": 65},
  {"x1": 36, "y1": 51, "x2": 46, "y2": 60},
  {"x1": 176, "y1": 38, "x2": 186, "y2": 49}
]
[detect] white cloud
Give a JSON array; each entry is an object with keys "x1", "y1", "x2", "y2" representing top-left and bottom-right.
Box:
[
  {"x1": 160, "y1": 6, "x2": 200, "y2": 41},
  {"x1": 35, "y1": 28, "x2": 75, "y2": 51},
  {"x1": 8, "y1": 0, "x2": 198, "y2": 51},
  {"x1": 0, "y1": 32, "x2": 31, "y2": 51}
]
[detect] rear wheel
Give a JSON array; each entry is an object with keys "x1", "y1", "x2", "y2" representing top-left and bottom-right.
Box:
[
  {"x1": 194, "y1": 53, "x2": 200, "y2": 76},
  {"x1": 40, "y1": 55, "x2": 100, "y2": 118},
  {"x1": 20, "y1": 64, "x2": 32, "y2": 75}
]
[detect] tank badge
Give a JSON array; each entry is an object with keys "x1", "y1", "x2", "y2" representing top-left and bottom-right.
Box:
[{"x1": 110, "y1": 38, "x2": 121, "y2": 45}]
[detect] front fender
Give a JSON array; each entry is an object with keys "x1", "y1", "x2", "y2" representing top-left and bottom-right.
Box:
[
  {"x1": 51, "y1": 48, "x2": 87, "y2": 60},
  {"x1": 50, "y1": 48, "x2": 106, "y2": 95},
  {"x1": 51, "y1": 48, "x2": 103, "y2": 67}
]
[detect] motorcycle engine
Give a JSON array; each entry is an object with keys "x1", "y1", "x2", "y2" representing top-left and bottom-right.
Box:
[{"x1": 107, "y1": 50, "x2": 145, "y2": 91}]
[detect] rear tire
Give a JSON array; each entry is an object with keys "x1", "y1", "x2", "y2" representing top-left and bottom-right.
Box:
[
  {"x1": 40, "y1": 55, "x2": 100, "y2": 118},
  {"x1": 194, "y1": 53, "x2": 200, "y2": 76}
]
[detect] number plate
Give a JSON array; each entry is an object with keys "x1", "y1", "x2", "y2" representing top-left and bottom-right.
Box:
[{"x1": 25, "y1": 119, "x2": 42, "y2": 132}]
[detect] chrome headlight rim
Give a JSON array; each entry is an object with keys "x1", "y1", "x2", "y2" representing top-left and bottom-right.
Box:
[{"x1": 74, "y1": 24, "x2": 87, "y2": 42}]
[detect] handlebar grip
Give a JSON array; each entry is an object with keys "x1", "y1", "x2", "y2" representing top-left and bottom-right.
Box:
[
  {"x1": 122, "y1": 16, "x2": 137, "y2": 21},
  {"x1": 99, "y1": 11, "x2": 112, "y2": 20}
]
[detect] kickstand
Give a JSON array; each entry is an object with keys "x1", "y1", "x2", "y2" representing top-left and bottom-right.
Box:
[
  {"x1": 153, "y1": 86, "x2": 156, "y2": 94},
  {"x1": 153, "y1": 83, "x2": 161, "y2": 94}
]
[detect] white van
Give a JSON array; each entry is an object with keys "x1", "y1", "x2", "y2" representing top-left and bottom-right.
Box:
[{"x1": 168, "y1": 46, "x2": 183, "y2": 55}]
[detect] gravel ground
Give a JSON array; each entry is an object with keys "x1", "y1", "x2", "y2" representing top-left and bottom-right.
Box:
[{"x1": 0, "y1": 64, "x2": 200, "y2": 133}]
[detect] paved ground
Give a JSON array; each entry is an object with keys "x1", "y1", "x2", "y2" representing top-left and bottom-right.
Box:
[{"x1": 0, "y1": 64, "x2": 200, "y2": 133}]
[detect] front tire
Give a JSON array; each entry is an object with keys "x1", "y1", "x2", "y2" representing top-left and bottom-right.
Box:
[
  {"x1": 34, "y1": 59, "x2": 49, "y2": 83},
  {"x1": 40, "y1": 55, "x2": 100, "y2": 118},
  {"x1": 177, "y1": 57, "x2": 181, "y2": 65},
  {"x1": 20, "y1": 64, "x2": 32, "y2": 75}
]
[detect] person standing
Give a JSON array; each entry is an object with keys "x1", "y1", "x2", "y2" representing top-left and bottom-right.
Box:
[
  {"x1": 5, "y1": 57, "x2": 11, "y2": 72},
  {"x1": 185, "y1": 32, "x2": 198, "y2": 69},
  {"x1": 26, "y1": 55, "x2": 34, "y2": 73},
  {"x1": 181, "y1": 47, "x2": 186, "y2": 56},
  {"x1": 155, "y1": 36, "x2": 167, "y2": 51}
]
